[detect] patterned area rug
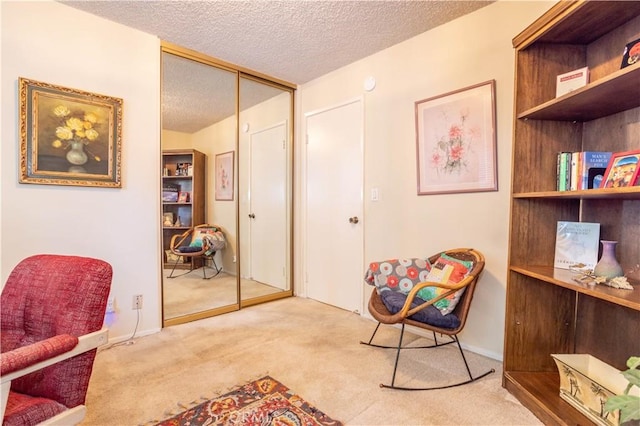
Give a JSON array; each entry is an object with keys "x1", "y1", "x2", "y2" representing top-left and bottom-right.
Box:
[{"x1": 155, "y1": 376, "x2": 342, "y2": 426}]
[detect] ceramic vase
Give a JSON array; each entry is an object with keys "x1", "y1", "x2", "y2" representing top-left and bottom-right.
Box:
[
  {"x1": 593, "y1": 240, "x2": 623, "y2": 279},
  {"x1": 66, "y1": 141, "x2": 88, "y2": 166}
]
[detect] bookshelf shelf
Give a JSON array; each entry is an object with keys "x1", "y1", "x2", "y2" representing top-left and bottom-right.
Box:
[
  {"x1": 510, "y1": 265, "x2": 640, "y2": 311},
  {"x1": 517, "y1": 65, "x2": 640, "y2": 122},
  {"x1": 505, "y1": 2, "x2": 640, "y2": 425},
  {"x1": 513, "y1": 186, "x2": 640, "y2": 199}
]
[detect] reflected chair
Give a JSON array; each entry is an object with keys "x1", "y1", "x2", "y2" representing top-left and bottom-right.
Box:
[
  {"x1": 361, "y1": 248, "x2": 494, "y2": 390},
  {"x1": 1, "y1": 254, "x2": 112, "y2": 425},
  {"x1": 167, "y1": 224, "x2": 226, "y2": 279}
]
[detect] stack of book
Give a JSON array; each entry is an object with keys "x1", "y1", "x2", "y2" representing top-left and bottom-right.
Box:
[{"x1": 556, "y1": 151, "x2": 611, "y2": 191}]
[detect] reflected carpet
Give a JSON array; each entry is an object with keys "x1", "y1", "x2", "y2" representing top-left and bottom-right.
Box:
[{"x1": 155, "y1": 376, "x2": 342, "y2": 426}]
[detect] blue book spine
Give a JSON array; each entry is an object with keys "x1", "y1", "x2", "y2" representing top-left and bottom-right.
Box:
[{"x1": 581, "y1": 152, "x2": 612, "y2": 189}]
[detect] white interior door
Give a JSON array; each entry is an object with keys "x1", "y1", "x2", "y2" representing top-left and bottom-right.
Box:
[
  {"x1": 305, "y1": 99, "x2": 363, "y2": 312},
  {"x1": 249, "y1": 124, "x2": 287, "y2": 289}
]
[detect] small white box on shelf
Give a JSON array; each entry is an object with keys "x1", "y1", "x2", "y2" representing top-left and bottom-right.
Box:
[{"x1": 556, "y1": 66, "x2": 589, "y2": 97}]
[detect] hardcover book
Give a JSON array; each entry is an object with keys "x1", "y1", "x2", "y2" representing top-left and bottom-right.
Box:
[
  {"x1": 554, "y1": 221, "x2": 600, "y2": 270},
  {"x1": 580, "y1": 151, "x2": 612, "y2": 189}
]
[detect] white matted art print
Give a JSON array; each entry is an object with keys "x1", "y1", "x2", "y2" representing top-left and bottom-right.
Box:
[
  {"x1": 415, "y1": 80, "x2": 497, "y2": 195},
  {"x1": 215, "y1": 150, "x2": 234, "y2": 201}
]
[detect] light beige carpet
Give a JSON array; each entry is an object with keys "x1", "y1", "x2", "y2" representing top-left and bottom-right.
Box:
[
  {"x1": 163, "y1": 270, "x2": 285, "y2": 319},
  {"x1": 83, "y1": 297, "x2": 542, "y2": 425}
]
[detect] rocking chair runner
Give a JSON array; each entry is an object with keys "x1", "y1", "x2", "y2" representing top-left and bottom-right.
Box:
[
  {"x1": 167, "y1": 224, "x2": 225, "y2": 279},
  {"x1": 361, "y1": 248, "x2": 494, "y2": 390}
]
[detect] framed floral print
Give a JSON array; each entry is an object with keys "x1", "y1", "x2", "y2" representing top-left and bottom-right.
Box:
[
  {"x1": 215, "y1": 150, "x2": 234, "y2": 201},
  {"x1": 19, "y1": 77, "x2": 123, "y2": 187},
  {"x1": 415, "y1": 80, "x2": 497, "y2": 195}
]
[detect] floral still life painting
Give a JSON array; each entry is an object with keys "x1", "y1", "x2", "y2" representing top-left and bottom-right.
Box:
[
  {"x1": 215, "y1": 150, "x2": 235, "y2": 201},
  {"x1": 19, "y1": 78, "x2": 123, "y2": 187},
  {"x1": 415, "y1": 80, "x2": 497, "y2": 195}
]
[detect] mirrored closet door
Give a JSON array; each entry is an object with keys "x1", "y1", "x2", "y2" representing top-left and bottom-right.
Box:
[
  {"x1": 161, "y1": 47, "x2": 239, "y2": 326},
  {"x1": 238, "y1": 76, "x2": 293, "y2": 306},
  {"x1": 161, "y1": 43, "x2": 295, "y2": 326}
]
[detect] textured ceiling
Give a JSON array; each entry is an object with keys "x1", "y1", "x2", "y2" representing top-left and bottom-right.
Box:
[{"x1": 61, "y1": 0, "x2": 493, "y2": 132}]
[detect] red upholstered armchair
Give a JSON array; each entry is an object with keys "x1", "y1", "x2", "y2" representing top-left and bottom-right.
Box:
[{"x1": 0, "y1": 255, "x2": 112, "y2": 425}]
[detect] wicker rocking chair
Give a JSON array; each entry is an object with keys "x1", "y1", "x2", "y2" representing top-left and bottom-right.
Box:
[
  {"x1": 361, "y1": 248, "x2": 494, "y2": 390},
  {"x1": 167, "y1": 224, "x2": 225, "y2": 279}
]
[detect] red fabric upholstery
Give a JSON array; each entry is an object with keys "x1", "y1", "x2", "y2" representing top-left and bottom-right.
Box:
[
  {"x1": 0, "y1": 334, "x2": 78, "y2": 375},
  {"x1": 4, "y1": 392, "x2": 67, "y2": 425},
  {"x1": 1, "y1": 254, "x2": 112, "y2": 426}
]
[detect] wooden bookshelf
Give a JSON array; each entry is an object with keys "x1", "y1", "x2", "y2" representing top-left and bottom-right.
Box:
[
  {"x1": 162, "y1": 149, "x2": 206, "y2": 269},
  {"x1": 504, "y1": 1, "x2": 640, "y2": 425}
]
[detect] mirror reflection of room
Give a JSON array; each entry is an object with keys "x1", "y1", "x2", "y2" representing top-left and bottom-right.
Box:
[
  {"x1": 161, "y1": 51, "x2": 239, "y2": 323},
  {"x1": 160, "y1": 49, "x2": 295, "y2": 325}
]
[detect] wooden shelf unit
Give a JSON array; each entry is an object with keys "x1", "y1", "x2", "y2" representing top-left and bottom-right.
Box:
[
  {"x1": 162, "y1": 149, "x2": 206, "y2": 269},
  {"x1": 504, "y1": 1, "x2": 640, "y2": 425}
]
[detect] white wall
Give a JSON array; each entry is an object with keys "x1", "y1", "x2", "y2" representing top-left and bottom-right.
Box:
[
  {"x1": 297, "y1": 0, "x2": 554, "y2": 359},
  {"x1": 1, "y1": 1, "x2": 162, "y2": 341},
  {"x1": 191, "y1": 116, "x2": 237, "y2": 271},
  {"x1": 1, "y1": 0, "x2": 555, "y2": 357}
]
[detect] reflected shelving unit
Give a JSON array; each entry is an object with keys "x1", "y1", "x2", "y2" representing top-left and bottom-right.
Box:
[{"x1": 162, "y1": 149, "x2": 206, "y2": 269}]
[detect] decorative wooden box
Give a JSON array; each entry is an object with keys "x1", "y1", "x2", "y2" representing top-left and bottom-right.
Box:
[{"x1": 552, "y1": 354, "x2": 638, "y2": 426}]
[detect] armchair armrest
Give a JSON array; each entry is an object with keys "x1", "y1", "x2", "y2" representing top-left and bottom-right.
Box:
[
  {"x1": 0, "y1": 334, "x2": 78, "y2": 375},
  {"x1": 170, "y1": 229, "x2": 193, "y2": 251},
  {"x1": 1, "y1": 328, "x2": 108, "y2": 384},
  {"x1": 400, "y1": 274, "x2": 475, "y2": 319},
  {"x1": 1, "y1": 328, "x2": 108, "y2": 422}
]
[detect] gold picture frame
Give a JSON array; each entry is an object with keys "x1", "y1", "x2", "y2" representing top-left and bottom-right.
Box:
[{"x1": 19, "y1": 77, "x2": 123, "y2": 187}]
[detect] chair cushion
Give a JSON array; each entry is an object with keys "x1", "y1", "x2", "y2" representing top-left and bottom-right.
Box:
[
  {"x1": 177, "y1": 246, "x2": 202, "y2": 253},
  {"x1": 364, "y1": 258, "x2": 431, "y2": 294},
  {"x1": 416, "y1": 253, "x2": 473, "y2": 315},
  {"x1": 380, "y1": 291, "x2": 461, "y2": 329},
  {"x1": 3, "y1": 391, "x2": 67, "y2": 426}
]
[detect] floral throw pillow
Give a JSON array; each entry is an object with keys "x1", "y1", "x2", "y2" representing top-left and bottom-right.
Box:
[
  {"x1": 416, "y1": 253, "x2": 473, "y2": 315},
  {"x1": 365, "y1": 258, "x2": 431, "y2": 294}
]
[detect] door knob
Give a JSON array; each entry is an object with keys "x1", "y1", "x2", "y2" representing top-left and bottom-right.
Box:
[
  {"x1": 249, "y1": 213, "x2": 255, "y2": 219},
  {"x1": 348, "y1": 216, "x2": 359, "y2": 224}
]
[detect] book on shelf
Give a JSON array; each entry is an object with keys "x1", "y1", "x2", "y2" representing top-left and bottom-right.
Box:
[
  {"x1": 162, "y1": 183, "x2": 180, "y2": 202},
  {"x1": 557, "y1": 152, "x2": 571, "y2": 191},
  {"x1": 554, "y1": 221, "x2": 600, "y2": 270},
  {"x1": 580, "y1": 151, "x2": 612, "y2": 189},
  {"x1": 620, "y1": 37, "x2": 640, "y2": 69},
  {"x1": 557, "y1": 151, "x2": 613, "y2": 191},
  {"x1": 570, "y1": 152, "x2": 580, "y2": 191},
  {"x1": 555, "y1": 66, "x2": 589, "y2": 97}
]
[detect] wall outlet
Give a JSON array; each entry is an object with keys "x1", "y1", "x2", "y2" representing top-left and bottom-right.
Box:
[
  {"x1": 106, "y1": 296, "x2": 116, "y2": 313},
  {"x1": 132, "y1": 294, "x2": 143, "y2": 310}
]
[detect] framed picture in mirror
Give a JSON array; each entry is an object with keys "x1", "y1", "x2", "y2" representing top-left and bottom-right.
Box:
[{"x1": 215, "y1": 150, "x2": 234, "y2": 201}]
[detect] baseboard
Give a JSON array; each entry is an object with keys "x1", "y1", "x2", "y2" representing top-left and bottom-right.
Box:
[{"x1": 105, "y1": 327, "x2": 161, "y2": 346}]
